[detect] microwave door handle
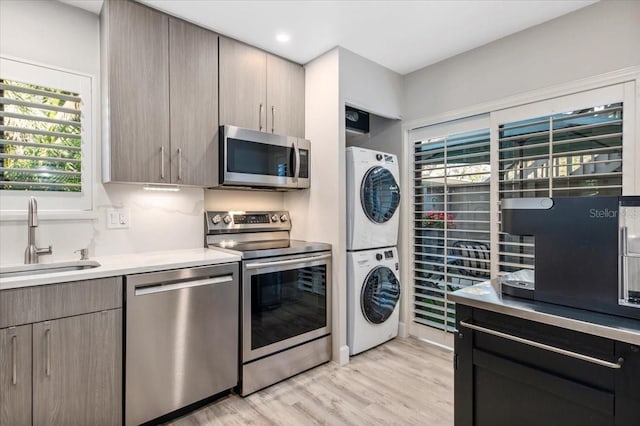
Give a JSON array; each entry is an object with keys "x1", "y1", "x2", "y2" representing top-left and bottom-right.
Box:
[{"x1": 294, "y1": 141, "x2": 300, "y2": 181}]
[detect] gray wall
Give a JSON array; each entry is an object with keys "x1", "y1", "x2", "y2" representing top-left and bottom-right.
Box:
[
  {"x1": 403, "y1": 0, "x2": 640, "y2": 122},
  {"x1": 345, "y1": 114, "x2": 402, "y2": 158}
]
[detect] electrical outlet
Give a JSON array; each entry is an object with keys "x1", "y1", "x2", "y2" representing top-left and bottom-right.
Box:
[{"x1": 107, "y1": 208, "x2": 130, "y2": 229}]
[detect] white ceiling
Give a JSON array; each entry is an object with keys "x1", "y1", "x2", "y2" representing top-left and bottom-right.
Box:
[{"x1": 60, "y1": 0, "x2": 597, "y2": 75}]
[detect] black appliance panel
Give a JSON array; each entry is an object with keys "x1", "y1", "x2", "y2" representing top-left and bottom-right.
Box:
[{"x1": 250, "y1": 265, "x2": 327, "y2": 350}]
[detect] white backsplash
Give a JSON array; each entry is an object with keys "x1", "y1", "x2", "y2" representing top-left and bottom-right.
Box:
[{"x1": 0, "y1": 184, "x2": 206, "y2": 266}]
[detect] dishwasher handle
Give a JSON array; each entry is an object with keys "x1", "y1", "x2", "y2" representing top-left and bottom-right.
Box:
[{"x1": 134, "y1": 274, "x2": 234, "y2": 296}]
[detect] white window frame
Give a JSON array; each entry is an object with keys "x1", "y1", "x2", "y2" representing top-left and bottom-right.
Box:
[
  {"x1": 0, "y1": 56, "x2": 94, "y2": 219},
  {"x1": 408, "y1": 114, "x2": 490, "y2": 347},
  {"x1": 402, "y1": 69, "x2": 640, "y2": 349}
]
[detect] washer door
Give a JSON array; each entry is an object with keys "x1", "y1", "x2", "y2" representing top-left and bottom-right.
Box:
[
  {"x1": 360, "y1": 166, "x2": 400, "y2": 224},
  {"x1": 361, "y1": 266, "x2": 401, "y2": 324}
]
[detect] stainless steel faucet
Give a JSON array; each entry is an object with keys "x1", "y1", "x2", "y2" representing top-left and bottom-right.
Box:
[{"x1": 24, "y1": 197, "x2": 52, "y2": 264}]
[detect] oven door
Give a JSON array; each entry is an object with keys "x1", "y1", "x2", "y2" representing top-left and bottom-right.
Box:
[
  {"x1": 222, "y1": 125, "x2": 300, "y2": 189},
  {"x1": 242, "y1": 251, "x2": 331, "y2": 362}
]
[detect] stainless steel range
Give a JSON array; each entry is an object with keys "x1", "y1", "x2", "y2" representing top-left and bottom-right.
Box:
[{"x1": 205, "y1": 210, "x2": 332, "y2": 396}]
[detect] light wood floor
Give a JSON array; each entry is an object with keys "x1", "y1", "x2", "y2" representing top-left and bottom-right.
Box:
[{"x1": 167, "y1": 337, "x2": 454, "y2": 426}]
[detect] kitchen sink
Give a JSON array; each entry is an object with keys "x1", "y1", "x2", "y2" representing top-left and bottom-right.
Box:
[{"x1": 0, "y1": 260, "x2": 101, "y2": 278}]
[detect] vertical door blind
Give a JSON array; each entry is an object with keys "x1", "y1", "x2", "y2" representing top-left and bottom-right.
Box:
[
  {"x1": 497, "y1": 102, "x2": 623, "y2": 274},
  {"x1": 0, "y1": 79, "x2": 82, "y2": 191},
  {"x1": 413, "y1": 128, "x2": 491, "y2": 331},
  {"x1": 412, "y1": 88, "x2": 628, "y2": 335}
]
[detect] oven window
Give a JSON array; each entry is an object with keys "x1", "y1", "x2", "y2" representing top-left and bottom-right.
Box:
[
  {"x1": 251, "y1": 265, "x2": 327, "y2": 350},
  {"x1": 227, "y1": 138, "x2": 295, "y2": 177}
]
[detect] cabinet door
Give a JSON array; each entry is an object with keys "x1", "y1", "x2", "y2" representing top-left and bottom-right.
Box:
[
  {"x1": 0, "y1": 325, "x2": 32, "y2": 426},
  {"x1": 169, "y1": 18, "x2": 219, "y2": 186},
  {"x1": 219, "y1": 37, "x2": 267, "y2": 131},
  {"x1": 474, "y1": 350, "x2": 614, "y2": 426},
  {"x1": 33, "y1": 310, "x2": 122, "y2": 426},
  {"x1": 266, "y1": 54, "x2": 305, "y2": 137},
  {"x1": 104, "y1": 0, "x2": 170, "y2": 183}
]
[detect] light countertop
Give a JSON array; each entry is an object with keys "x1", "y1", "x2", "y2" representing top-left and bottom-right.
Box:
[
  {"x1": 0, "y1": 248, "x2": 241, "y2": 290},
  {"x1": 451, "y1": 279, "x2": 640, "y2": 346}
]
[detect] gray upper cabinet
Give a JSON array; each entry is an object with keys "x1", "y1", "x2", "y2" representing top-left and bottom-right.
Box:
[
  {"x1": 266, "y1": 54, "x2": 305, "y2": 138},
  {"x1": 102, "y1": 0, "x2": 219, "y2": 186},
  {"x1": 0, "y1": 325, "x2": 32, "y2": 426},
  {"x1": 169, "y1": 18, "x2": 219, "y2": 186},
  {"x1": 220, "y1": 37, "x2": 305, "y2": 138},
  {"x1": 32, "y1": 310, "x2": 122, "y2": 426},
  {"x1": 101, "y1": 0, "x2": 170, "y2": 184},
  {"x1": 219, "y1": 38, "x2": 267, "y2": 132}
]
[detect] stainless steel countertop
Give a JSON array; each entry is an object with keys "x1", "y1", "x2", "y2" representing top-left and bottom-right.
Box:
[{"x1": 450, "y1": 279, "x2": 640, "y2": 346}]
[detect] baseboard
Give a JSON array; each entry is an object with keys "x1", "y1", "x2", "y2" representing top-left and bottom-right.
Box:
[
  {"x1": 338, "y1": 345, "x2": 350, "y2": 365},
  {"x1": 398, "y1": 321, "x2": 408, "y2": 338}
]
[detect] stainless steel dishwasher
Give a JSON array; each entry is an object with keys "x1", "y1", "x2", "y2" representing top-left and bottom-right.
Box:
[{"x1": 124, "y1": 263, "x2": 239, "y2": 426}]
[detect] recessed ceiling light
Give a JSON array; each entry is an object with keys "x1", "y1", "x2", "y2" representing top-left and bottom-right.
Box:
[{"x1": 276, "y1": 33, "x2": 290, "y2": 43}]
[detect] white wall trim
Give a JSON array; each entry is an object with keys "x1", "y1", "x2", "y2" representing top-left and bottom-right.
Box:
[
  {"x1": 0, "y1": 53, "x2": 96, "y2": 80},
  {"x1": 402, "y1": 66, "x2": 640, "y2": 133},
  {"x1": 417, "y1": 337, "x2": 454, "y2": 353},
  {"x1": 0, "y1": 54, "x2": 97, "y2": 214},
  {"x1": 398, "y1": 321, "x2": 408, "y2": 338},
  {"x1": 338, "y1": 344, "x2": 350, "y2": 366}
]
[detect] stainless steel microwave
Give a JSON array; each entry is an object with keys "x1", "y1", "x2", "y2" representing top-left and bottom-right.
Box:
[{"x1": 218, "y1": 125, "x2": 310, "y2": 190}]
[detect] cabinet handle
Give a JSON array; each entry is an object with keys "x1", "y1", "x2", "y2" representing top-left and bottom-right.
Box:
[
  {"x1": 160, "y1": 146, "x2": 166, "y2": 180},
  {"x1": 177, "y1": 148, "x2": 182, "y2": 181},
  {"x1": 11, "y1": 335, "x2": 17, "y2": 385},
  {"x1": 271, "y1": 106, "x2": 275, "y2": 133},
  {"x1": 45, "y1": 328, "x2": 51, "y2": 377},
  {"x1": 459, "y1": 320, "x2": 624, "y2": 369},
  {"x1": 259, "y1": 103, "x2": 264, "y2": 131}
]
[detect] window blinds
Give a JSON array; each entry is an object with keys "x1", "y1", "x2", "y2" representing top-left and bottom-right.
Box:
[
  {"x1": 0, "y1": 79, "x2": 82, "y2": 192},
  {"x1": 413, "y1": 128, "x2": 491, "y2": 331},
  {"x1": 497, "y1": 102, "x2": 623, "y2": 273}
]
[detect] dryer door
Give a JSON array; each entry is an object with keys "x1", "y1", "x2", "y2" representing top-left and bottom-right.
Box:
[
  {"x1": 361, "y1": 266, "x2": 400, "y2": 324},
  {"x1": 360, "y1": 166, "x2": 400, "y2": 224}
]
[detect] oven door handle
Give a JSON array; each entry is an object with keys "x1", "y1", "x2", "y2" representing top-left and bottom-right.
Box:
[{"x1": 245, "y1": 253, "x2": 331, "y2": 270}]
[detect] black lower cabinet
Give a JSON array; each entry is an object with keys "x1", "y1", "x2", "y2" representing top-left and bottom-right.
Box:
[{"x1": 455, "y1": 305, "x2": 640, "y2": 426}]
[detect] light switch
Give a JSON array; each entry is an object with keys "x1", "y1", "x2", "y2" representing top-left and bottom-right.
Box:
[{"x1": 107, "y1": 208, "x2": 130, "y2": 229}]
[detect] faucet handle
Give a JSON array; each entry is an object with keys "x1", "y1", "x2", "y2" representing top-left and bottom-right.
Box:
[
  {"x1": 75, "y1": 248, "x2": 89, "y2": 260},
  {"x1": 36, "y1": 245, "x2": 52, "y2": 256}
]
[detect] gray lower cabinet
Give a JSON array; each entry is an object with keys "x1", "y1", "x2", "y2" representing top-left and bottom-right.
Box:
[
  {"x1": 219, "y1": 37, "x2": 305, "y2": 138},
  {"x1": 32, "y1": 310, "x2": 122, "y2": 426},
  {"x1": 0, "y1": 325, "x2": 32, "y2": 426},
  {"x1": 0, "y1": 278, "x2": 122, "y2": 426}
]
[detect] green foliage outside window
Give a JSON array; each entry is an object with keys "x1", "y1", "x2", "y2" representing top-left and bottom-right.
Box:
[{"x1": 0, "y1": 79, "x2": 82, "y2": 192}]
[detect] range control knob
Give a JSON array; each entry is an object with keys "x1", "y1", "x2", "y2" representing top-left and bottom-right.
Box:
[
  {"x1": 211, "y1": 214, "x2": 222, "y2": 225},
  {"x1": 376, "y1": 253, "x2": 383, "y2": 261},
  {"x1": 223, "y1": 215, "x2": 232, "y2": 225},
  {"x1": 271, "y1": 214, "x2": 279, "y2": 223},
  {"x1": 376, "y1": 153, "x2": 383, "y2": 161},
  {"x1": 280, "y1": 214, "x2": 288, "y2": 222}
]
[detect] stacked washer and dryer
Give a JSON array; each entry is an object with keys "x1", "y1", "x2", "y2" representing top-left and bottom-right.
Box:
[{"x1": 346, "y1": 147, "x2": 402, "y2": 356}]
